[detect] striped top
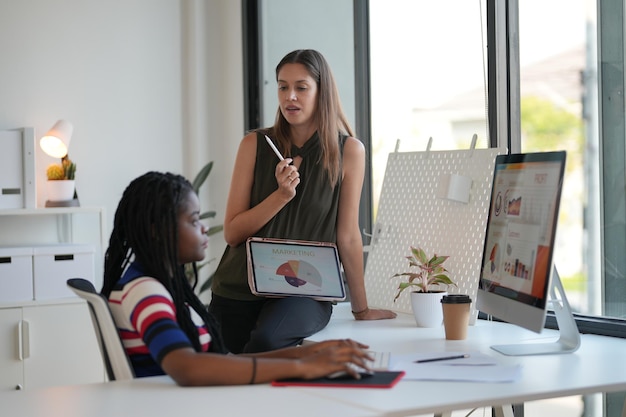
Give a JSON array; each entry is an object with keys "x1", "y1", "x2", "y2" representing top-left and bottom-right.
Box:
[{"x1": 108, "y1": 262, "x2": 212, "y2": 377}]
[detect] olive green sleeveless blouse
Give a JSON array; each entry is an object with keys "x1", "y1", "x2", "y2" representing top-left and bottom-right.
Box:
[{"x1": 211, "y1": 132, "x2": 346, "y2": 301}]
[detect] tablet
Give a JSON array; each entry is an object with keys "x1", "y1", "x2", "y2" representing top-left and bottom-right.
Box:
[
  {"x1": 271, "y1": 371, "x2": 405, "y2": 389},
  {"x1": 246, "y1": 237, "x2": 346, "y2": 301}
]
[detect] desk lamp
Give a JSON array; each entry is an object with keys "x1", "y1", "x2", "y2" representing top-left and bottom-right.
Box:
[{"x1": 40, "y1": 119, "x2": 79, "y2": 207}]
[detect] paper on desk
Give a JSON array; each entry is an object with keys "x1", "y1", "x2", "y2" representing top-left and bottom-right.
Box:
[{"x1": 390, "y1": 351, "x2": 522, "y2": 383}]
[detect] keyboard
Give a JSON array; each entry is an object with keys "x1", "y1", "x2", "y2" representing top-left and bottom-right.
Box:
[
  {"x1": 327, "y1": 351, "x2": 390, "y2": 379},
  {"x1": 366, "y1": 350, "x2": 391, "y2": 371}
]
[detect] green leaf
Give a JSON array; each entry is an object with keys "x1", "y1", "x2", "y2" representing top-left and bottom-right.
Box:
[
  {"x1": 191, "y1": 161, "x2": 214, "y2": 194},
  {"x1": 430, "y1": 255, "x2": 449, "y2": 266},
  {"x1": 418, "y1": 247, "x2": 429, "y2": 263},
  {"x1": 432, "y1": 265, "x2": 448, "y2": 275},
  {"x1": 199, "y1": 273, "x2": 214, "y2": 293},
  {"x1": 200, "y1": 211, "x2": 217, "y2": 220},
  {"x1": 410, "y1": 246, "x2": 426, "y2": 265},
  {"x1": 433, "y1": 275, "x2": 456, "y2": 286},
  {"x1": 206, "y1": 225, "x2": 224, "y2": 236}
]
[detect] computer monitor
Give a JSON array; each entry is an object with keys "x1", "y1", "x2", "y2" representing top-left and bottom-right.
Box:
[{"x1": 476, "y1": 151, "x2": 580, "y2": 356}]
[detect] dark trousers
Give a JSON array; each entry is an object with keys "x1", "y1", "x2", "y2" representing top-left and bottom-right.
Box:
[{"x1": 208, "y1": 293, "x2": 333, "y2": 354}]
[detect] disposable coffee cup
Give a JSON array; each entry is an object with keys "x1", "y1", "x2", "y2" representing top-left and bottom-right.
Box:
[{"x1": 441, "y1": 294, "x2": 472, "y2": 340}]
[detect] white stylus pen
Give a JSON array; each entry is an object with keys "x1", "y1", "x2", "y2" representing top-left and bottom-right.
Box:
[{"x1": 264, "y1": 135, "x2": 284, "y2": 161}]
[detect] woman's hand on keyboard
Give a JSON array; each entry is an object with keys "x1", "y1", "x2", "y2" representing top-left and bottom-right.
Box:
[
  {"x1": 295, "y1": 339, "x2": 369, "y2": 358},
  {"x1": 297, "y1": 339, "x2": 373, "y2": 380}
]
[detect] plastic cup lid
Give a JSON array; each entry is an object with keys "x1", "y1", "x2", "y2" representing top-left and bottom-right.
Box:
[{"x1": 441, "y1": 294, "x2": 472, "y2": 304}]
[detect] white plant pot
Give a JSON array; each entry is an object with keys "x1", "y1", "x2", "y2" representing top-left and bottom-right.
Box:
[
  {"x1": 410, "y1": 291, "x2": 447, "y2": 327},
  {"x1": 46, "y1": 180, "x2": 75, "y2": 202}
]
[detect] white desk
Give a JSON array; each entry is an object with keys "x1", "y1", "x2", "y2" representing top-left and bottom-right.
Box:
[
  {"x1": 0, "y1": 374, "x2": 379, "y2": 417},
  {"x1": 2, "y1": 302, "x2": 626, "y2": 417},
  {"x1": 307, "y1": 303, "x2": 626, "y2": 416}
]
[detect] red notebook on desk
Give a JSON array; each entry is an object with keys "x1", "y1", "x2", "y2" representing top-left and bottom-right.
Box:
[{"x1": 271, "y1": 371, "x2": 405, "y2": 389}]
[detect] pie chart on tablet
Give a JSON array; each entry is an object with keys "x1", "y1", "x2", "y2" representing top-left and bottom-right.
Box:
[{"x1": 276, "y1": 260, "x2": 323, "y2": 288}]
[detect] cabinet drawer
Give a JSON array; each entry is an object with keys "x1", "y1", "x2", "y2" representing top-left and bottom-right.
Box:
[
  {"x1": 33, "y1": 245, "x2": 94, "y2": 300},
  {"x1": 0, "y1": 247, "x2": 33, "y2": 303}
]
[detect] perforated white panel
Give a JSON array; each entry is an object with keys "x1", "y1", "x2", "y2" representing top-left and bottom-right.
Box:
[{"x1": 364, "y1": 147, "x2": 506, "y2": 324}]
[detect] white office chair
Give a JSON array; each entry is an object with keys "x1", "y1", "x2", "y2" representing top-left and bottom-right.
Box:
[{"x1": 67, "y1": 278, "x2": 135, "y2": 381}]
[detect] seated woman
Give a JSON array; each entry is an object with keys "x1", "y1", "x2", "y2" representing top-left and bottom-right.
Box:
[{"x1": 100, "y1": 171, "x2": 370, "y2": 386}]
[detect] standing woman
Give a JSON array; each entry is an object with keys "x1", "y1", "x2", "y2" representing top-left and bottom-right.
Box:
[{"x1": 210, "y1": 49, "x2": 396, "y2": 354}]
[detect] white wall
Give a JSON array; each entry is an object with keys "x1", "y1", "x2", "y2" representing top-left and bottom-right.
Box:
[
  {"x1": 0, "y1": 0, "x2": 243, "y2": 270},
  {"x1": 181, "y1": 0, "x2": 243, "y2": 278}
]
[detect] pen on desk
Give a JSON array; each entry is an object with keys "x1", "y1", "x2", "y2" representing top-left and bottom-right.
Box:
[
  {"x1": 414, "y1": 354, "x2": 469, "y2": 363},
  {"x1": 265, "y1": 135, "x2": 284, "y2": 161}
]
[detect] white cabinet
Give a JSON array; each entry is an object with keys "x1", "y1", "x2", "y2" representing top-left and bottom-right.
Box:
[
  {"x1": 0, "y1": 300, "x2": 104, "y2": 390},
  {"x1": 0, "y1": 207, "x2": 106, "y2": 289},
  {"x1": 0, "y1": 307, "x2": 23, "y2": 390},
  {"x1": 0, "y1": 208, "x2": 107, "y2": 390}
]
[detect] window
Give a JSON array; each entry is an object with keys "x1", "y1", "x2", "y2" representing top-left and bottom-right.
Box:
[
  {"x1": 369, "y1": 0, "x2": 489, "y2": 217},
  {"x1": 518, "y1": 0, "x2": 598, "y2": 319}
]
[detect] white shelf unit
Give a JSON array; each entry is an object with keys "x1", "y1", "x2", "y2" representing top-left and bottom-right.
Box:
[{"x1": 0, "y1": 207, "x2": 107, "y2": 390}]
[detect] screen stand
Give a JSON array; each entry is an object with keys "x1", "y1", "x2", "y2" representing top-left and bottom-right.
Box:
[{"x1": 491, "y1": 266, "x2": 581, "y2": 356}]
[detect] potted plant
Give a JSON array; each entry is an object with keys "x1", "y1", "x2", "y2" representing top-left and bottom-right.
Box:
[
  {"x1": 45, "y1": 157, "x2": 77, "y2": 203},
  {"x1": 391, "y1": 246, "x2": 456, "y2": 327}
]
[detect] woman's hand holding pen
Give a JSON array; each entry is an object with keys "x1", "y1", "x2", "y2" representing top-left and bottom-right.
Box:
[
  {"x1": 266, "y1": 134, "x2": 300, "y2": 198},
  {"x1": 275, "y1": 158, "x2": 300, "y2": 198}
]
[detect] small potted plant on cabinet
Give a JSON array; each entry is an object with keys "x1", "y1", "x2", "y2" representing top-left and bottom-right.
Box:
[
  {"x1": 391, "y1": 246, "x2": 456, "y2": 327},
  {"x1": 45, "y1": 157, "x2": 77, "y2": 205}
]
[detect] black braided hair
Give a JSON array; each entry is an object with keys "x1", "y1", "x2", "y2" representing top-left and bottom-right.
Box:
[{"x1": 102, "y1": 171, "x2": 227, "y2": 354}]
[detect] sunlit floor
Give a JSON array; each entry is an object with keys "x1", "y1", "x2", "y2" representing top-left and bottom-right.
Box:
[{"x1": 523, "y1": 396, "x2": 584, "y2": 416}]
